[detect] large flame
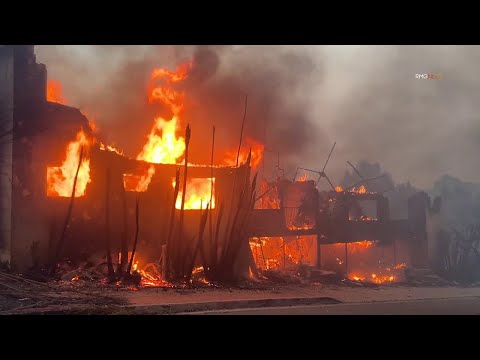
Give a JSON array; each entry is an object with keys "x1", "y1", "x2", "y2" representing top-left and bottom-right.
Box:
[
  {"x1": 124, "y1": 63, "x2": 191, "y2": 192},
  {"x1": 137, "y1": 117, "x2": 186, "y2": 164},
  {"x1": 172, "y1": 178, "x2": 215, "y2": 210},
  {"x1": 47, "y1": 129, "x2": 91, "y2": 197},
  {"x1": 139, "y1": 62, "x2": 189, "y2": 164},
  {"x1": 46, "y1": 80, "x2": 66, "y2": 104}
]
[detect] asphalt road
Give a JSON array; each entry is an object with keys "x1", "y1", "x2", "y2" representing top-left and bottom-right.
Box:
[{"x1": 192, "y1": 296, "x2": 480, "y2": 315}]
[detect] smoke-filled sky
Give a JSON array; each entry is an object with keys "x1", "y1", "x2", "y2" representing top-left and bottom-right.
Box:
[{"x1": 36, "y1": 45, "x2": 480, "y2": 190}]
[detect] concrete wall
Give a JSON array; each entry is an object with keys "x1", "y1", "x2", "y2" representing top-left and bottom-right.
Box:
[{"x1": 0, "y1": 46, "x2": 13, "y2": 267}]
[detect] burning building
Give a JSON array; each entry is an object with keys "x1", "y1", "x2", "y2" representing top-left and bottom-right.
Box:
[
  {"x1": 0, "y1": 45, "x2": 440, "y2": 287},
  {"x1": 0, "y1": 45, "x2": 255, "y2": 283},
  {"x1": 0, "y1": 45, "x2": 93, "y2": 269}
]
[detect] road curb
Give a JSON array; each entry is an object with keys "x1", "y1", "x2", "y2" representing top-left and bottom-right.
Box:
[
  {"x1": 2, "y1": 296, "x2": 342, "y2": 315},
  {"x1": 124, "y1": 296, "x2": 342, "y2": 315}
]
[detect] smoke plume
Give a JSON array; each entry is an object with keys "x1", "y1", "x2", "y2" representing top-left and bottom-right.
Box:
[{"x1": 36, "y1": 45, "x2": 480, "y2": 189}]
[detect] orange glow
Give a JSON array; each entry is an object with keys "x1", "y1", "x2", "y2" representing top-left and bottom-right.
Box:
[
  {"x1": 298, "y1": 173, "x2": 309, "y2": 182},
  {"x1": 121, "y1": 252, "x2": 171, "y2": 288},
  {"x1": 224, "y1": 137, "x2": 264, "y2": 169},
  {"x1": 349, "y1": 272, "x2": 396, "y2": 284},
  {"x1": 46, "y1": 80, "x2": 66, "y2": 104},
  {"x1": 257, "y1": 179, "x2": 280, "y2": 209},
  {"x1": 350, "y1": 185, "x2": 367, "y2": 194},
  {"x1": 47, "y1": 129, "x2": 91, "y2": 197},
  {"x1": 345, "y1": 240, "x2": 375, "y2": 253},
  {"x1": 172, "y1": 178, "x2": 215, "y2": 210},
  {"x1": 88, "y1": 118, "x2": 98, "y2": 134},
  {"x1": 124, "y1": 165, "x2": 156, "y2": 193},
  {"x1": 250, "y1": 235, "x2": 317, "y2": 271},
  {"x1": 148, "y1": 62, "x2": 192, "y2": 113},
  {"x1": 324, "y1": 241, "x2": 407, "y2": 284},
  {"x1": 335, "y1": 186, "x2": 344, "y2": 192}
]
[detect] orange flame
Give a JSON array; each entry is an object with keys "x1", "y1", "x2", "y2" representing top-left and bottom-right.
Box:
[
  {"x1": 349, "y1": 273, "x2": 396, "y2": 284},
  {"x1": 99, "y1": 142, "x2": 124, "y2": 156},
  {"x1": 46, "y1": 80, "x2": 66, "y2": 104},
  {"x1": 335, "y1": 186, "x2": 343, "y2": 192},
  {"x1": 137, "y1": 117, "x2": 186, "y2": 164},
  {"x1": 124, "y1": 63, "x2": 192, "y2": 192},
  {"x1": 298, "y1": 173, "x2": 309, "y2": 182},
  {"x1": 47, "y1": 129, "x2": 91, "y2": 197},
  {"x1": 123, "y1": 165, "x2": 156, "y2": 193},
  {"x1": 172, "y1": 178, "x2": 215, "y2": 210},
  {"x1": 224, "y1": 137, "x2": 264, "y2": 169},
  {"x1": 343, "y1": 240, "x2": 375, "y2": 253},
  {"x1": 350, "y1": 185, "x2": 367, "y2": 194}
]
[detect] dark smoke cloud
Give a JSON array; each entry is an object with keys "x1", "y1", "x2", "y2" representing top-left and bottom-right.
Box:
[
  {"x1": 36, "y1": 45, "x2": 324, "y2": 170},
  {"x1": 182, "y1": 45, "x2": 323, "y2": 166},
  {"x1": 35, "y1": 45, "x2": 480, "y2": 189}
]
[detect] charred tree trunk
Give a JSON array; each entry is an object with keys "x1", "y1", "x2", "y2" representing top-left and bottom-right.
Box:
[
  {"x1": 126, "y1": 196, "x2": 140, "y2": 275},
  {"x1": 117, "y1": 187, "x2": 129, "y2": 276},
  {"x1": 166, "y1": 169, "x2": 180, "y2": 279},
  {"x1": 206, "y1": 126, "x2": 215, "y2": 265},
  {"x1": 105, "y1": 167, "x2": 115, "y2": 281},
  {"x1": 174, "y1": 125, "x2": 191, "y2": 280}
]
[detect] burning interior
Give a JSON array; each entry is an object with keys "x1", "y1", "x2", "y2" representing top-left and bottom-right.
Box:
[{"x1": 0, "y1": 45, "x2": 438, "y2": 287}]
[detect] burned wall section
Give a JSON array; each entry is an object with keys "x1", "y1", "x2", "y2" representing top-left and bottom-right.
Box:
[
  {"x1": 0, "y1": 46, "x2": 14, "y2": 267},
  {"x1": 0, "y1": 45, "x2": 91, "y2": 270}
]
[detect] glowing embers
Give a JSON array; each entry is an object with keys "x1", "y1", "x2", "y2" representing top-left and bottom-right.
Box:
[
  {"x1": 349, "y1": 272, "x2": 396, "y2": 284},
  {"x1": 47, "y1": 129, "x2": 91, "y2": 197},
  {"x1": 172, "y1": 177, "x2": 215, "y2": 210}
]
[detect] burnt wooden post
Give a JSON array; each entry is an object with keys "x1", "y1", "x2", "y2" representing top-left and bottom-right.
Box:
[
  {"x1": 314, "y1": 186, "x2": 321, "y2": 269},
  {"x1": 316, "y1": 239, "x2": 322, "y2": 269},
  {"x1": 49, "y1": 146, "x2": 84, "y2": 276},
  {"x1": 345, "y1": 243, "x2": 349, "y2": 276},
  {"x1": 105, "y1": 167, "x2": 115, "y2": 280},
  {"x1": 393, "y1": 239, "x2": 397, "y2": 266}
]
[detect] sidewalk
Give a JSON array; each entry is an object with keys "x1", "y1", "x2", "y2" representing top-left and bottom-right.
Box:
[
  {"x1": 122, "y1": 284, "x2": 480, "y2": 314},
  {"x1": 3, "y1": 283, "x2": 480, "y2": 314}
]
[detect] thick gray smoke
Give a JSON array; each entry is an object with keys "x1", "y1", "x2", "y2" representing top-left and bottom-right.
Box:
[
  {"x1": 36, "y1": 45, "x2": 323, "y2": 170},
  {"x1": 36, "y1": 45, "x2": 480, "y2": 189}
]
